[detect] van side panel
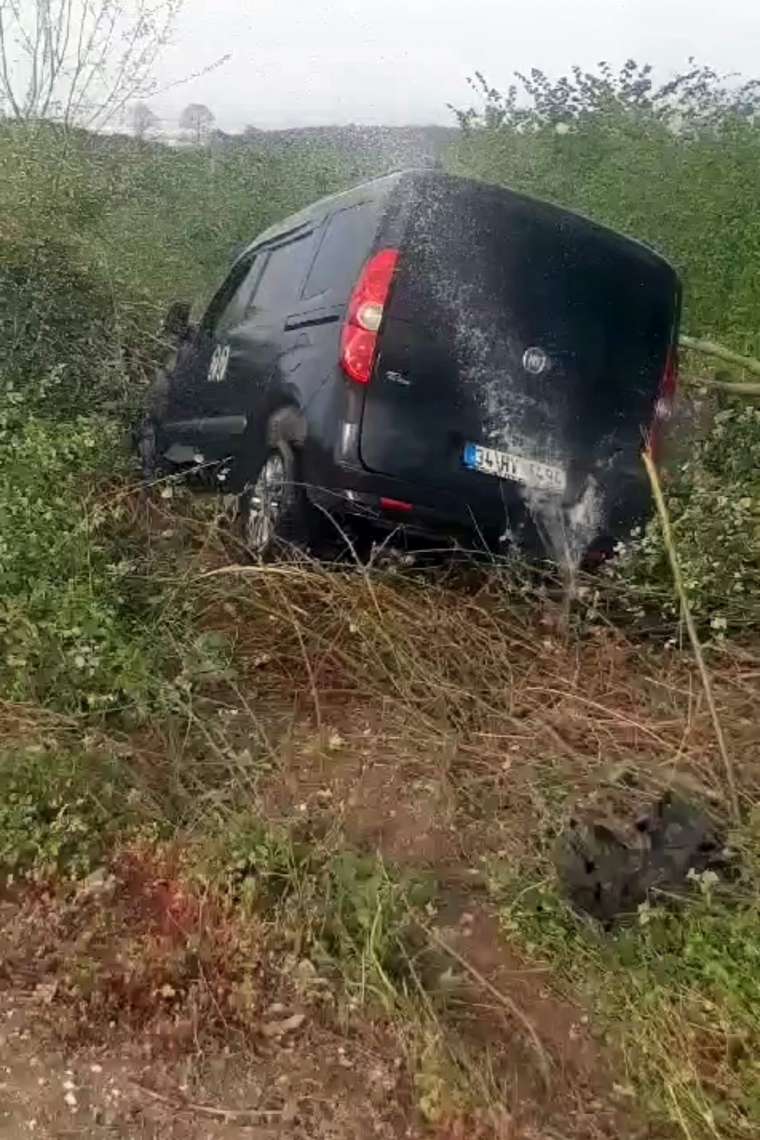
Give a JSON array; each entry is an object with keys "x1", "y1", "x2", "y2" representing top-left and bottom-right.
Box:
[{"x1": 279, "y1": 186, "x2": 398, "y2": 493}]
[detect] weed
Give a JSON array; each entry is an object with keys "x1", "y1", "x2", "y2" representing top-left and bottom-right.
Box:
[
  {"x1": 490, "y1": 863, "x2": 760, "y2": 1138},
  {"x1": 201, "y1": 812, "x2": 436, "y2": 1009},
  {"x1": 318, "y1": 851, "x2": 435, "y2": 1006},
  {"x1": 206, "y1": 814, "x2": 320, "y2": 908},
  {"x1": 0, "y1": 744, "x2": 138, "y2": 878},
  {"x1": 601, "y1": 402, "x2": 760, "y2": 635},
  {"x1": 413, "y1": 1030, "x2": 472, "y2": 1126}
]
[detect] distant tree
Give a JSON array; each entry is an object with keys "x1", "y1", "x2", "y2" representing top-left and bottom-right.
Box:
[
  {"x1": 0, "y1": 0, "x2": 184, "y2": 129},
  {"x1": 180, "y1": 102, "x2": 215, "y2": 145},
  {"x1": 131, "y1": 101, "x2": 159, "y2": 140}
]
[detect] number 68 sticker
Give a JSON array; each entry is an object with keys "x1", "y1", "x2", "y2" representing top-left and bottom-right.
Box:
[{"x1": 208, "y1": 343, "x2": 231, "y2": 384}]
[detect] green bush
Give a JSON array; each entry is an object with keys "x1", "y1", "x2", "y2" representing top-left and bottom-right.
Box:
[
  {"x1": 604, "y1": 398, "x2": 760, "y2": 631},
  {"x1": 0, "y1": 375, "x2": 173, "y2": 712},
  {"x1": 0, "y1": 745, "x2": 136, "y2": 877},
  {"x1": 450, "y1": 63, "x2": 760, "y2": 357},
  {"x1": 0, "y1": 234, "x2": 116, "y2": 391},
  {"x1": 0, "y1": 124, "x2": 125, "y2": 409}
]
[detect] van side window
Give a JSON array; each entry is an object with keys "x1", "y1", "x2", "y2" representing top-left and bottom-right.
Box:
[
  {"x1": 248, "y1": 234, "x2": 316, "y2": 313},
  {"x1": 202, "y1": 254, "x2": 262, "y2": 336},
  {"x1": 302, "y1": 204, "x2": 377, "y2": 301}
]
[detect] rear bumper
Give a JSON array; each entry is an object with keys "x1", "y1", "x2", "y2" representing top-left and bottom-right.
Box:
[
  {"x1": 308, "y1": 480, "x2": 498, "y2": 544},
  {"x1": 304, "y1": 453, "x2": 653, "y2": 557},
  {"x1": 305, "y1": 458, "x2": 543, "y2": 552}
]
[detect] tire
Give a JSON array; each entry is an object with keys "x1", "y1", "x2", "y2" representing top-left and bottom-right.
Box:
[
  {"x1": 136, "y1": 416, "x2": 162, "y2": 482},
  {"x1": 235, "y1": 441, "x2": 312, "y2": 561},
  {"x1": 137, "y1": 369, "x2": 170, "y2": 483},
  {"x1": 145, "y1": 369, "x2": 170, "y2": 421}
]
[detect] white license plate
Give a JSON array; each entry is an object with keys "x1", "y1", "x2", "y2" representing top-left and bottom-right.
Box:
[{"x1": 463, "y1": 442, "x2": 567, "y2": 493}]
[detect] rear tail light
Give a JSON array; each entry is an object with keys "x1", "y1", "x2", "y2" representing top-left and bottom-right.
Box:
[
  {"x1": 380, "y1": 497, "x2": 413, "y2": 513},
  {"x1": 340, "y1": 249, "x2": 399, "y2": 385},
  {"x1": 650, "y1": 345, "x2": 679, "y2": 460}
]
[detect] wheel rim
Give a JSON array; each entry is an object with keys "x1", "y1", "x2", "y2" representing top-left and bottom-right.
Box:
[{"x1": 243, "y1": 452, "x2": 286, "y2": 553}]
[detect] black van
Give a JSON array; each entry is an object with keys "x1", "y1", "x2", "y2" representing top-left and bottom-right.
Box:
[{"x1": 140, "y1": 170, "x2": 680, "y2": 561}]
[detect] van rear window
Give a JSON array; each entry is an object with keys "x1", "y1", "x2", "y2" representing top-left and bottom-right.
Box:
[{"x1": 302, "y1": 203, "x2": 379, "y2": 301}]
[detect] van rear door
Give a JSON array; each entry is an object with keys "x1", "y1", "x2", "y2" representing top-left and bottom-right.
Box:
[{"x1": 359, "y1": 175, "x2": 679, "y2": 520}]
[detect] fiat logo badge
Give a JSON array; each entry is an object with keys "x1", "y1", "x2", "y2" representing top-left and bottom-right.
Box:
[{"x1": 522, "y1": 346, "x2": 550, "y2": 375}]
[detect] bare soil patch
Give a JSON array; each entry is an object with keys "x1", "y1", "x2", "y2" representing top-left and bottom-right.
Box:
[
  {"x1": 0, "y1": 853, "x2": 417, "y2": 1140},
  {"x1": 0, "y1": 831, "x2": 648, "y2": 1140}
]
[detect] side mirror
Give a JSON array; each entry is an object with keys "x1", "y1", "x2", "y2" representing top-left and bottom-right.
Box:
[{"x1": 161, "y1": 300, "x2": 192, "y2": 342}]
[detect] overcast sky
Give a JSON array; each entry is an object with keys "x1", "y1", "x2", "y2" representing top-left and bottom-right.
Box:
[{"x1": 154, "y1": 0, "x2": 760, "y2": 131}]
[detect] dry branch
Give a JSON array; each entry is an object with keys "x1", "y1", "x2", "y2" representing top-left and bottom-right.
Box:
[
  {"x1": 681, "y1": 374, "x2": 760, "y2": 396},
  {"x1": 680, "y1": 334, "x2": 760, "y2": 383},
  {"x1": 130, "y1": 1082, "x2": 281, "y2": 1124},
  {"x1": 423, "y1": 924, "x2": 551, "y2": 1088},
  {"x1": 643, "y1": 449, "x2": 741, "y2": 824}
]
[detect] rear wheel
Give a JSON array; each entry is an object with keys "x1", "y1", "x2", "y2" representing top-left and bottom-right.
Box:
[
  {"x1": 236, "y1": 441, "x2": 311, "y2": 561},
  {"x1": 137, "y1": 416, "x2": 162, "y2": 482},
  {"x1": 137, "y1": 369, "x2": 170, "y2": 483}
]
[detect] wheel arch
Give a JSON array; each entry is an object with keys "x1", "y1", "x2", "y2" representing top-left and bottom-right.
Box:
[
  {"x1": 266, "y1": 403, "x2": 307, "y2": 448},
  {"x1": 228, "y1": 401, "x2": 307, "y2": 494}
]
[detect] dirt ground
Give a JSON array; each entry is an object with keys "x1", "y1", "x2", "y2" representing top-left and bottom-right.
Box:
[
  {"x1": 0, "y1": 881, "x2": 418, "y2": 1140},
  {"x1": 0, "y1": 709, "x2": 654, "y2": 1140},
  {"x1": 0, "y1": 894, "x2": 636, "y2": 1140},
  {"x1": 6, "y1": 507, "x2": 747, "y2": 1139},
  {"x1": 0, "y1": 989, "x2": 413, "y2": 1139}
]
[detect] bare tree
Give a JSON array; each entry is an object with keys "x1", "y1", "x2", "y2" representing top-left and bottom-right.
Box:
[
  {"x1": 0, "y1": 0, "x2": 184, "y2": 129},
  {"x1": 179, "y1": 101, "x2": 213, "y2": 144},
  {"x1": 130, "y1": 98, "x2": 157, "y2": 139}
]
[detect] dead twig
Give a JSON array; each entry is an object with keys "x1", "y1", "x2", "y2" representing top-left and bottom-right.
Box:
[
  {"x1": 680, "y1": 335, "x2": 760, "y2": 396},
  {"x1": 643, "y1": 449, "x2": 741, "y2": 824},
  {"x1": 130, "y1": 1081, "x2": 281, "y2": 1123},
  {"x1": 680, "y1": 334, "x2": 760, "y2": 377},
  {"x1": 422, "y1": 923, "x2": 552, "y2": 1089}
]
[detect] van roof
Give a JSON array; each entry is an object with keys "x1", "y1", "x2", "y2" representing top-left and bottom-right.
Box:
[{"x1": 241, "y1": 169, "x2": 674, "y2": 273}]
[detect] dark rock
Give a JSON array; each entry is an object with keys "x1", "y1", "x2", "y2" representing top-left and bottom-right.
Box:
[{"x1": 554, "y1": 793, "x2": 727, "y2": 925}]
